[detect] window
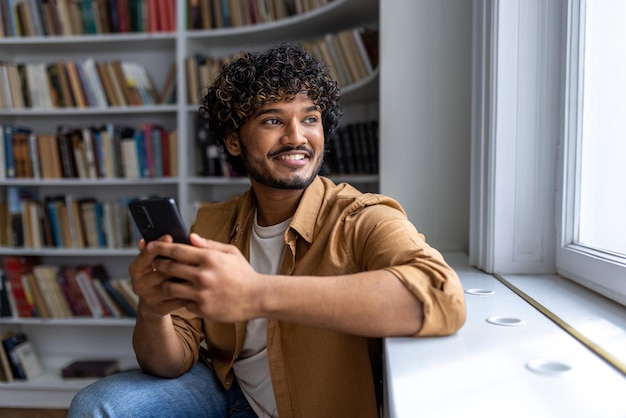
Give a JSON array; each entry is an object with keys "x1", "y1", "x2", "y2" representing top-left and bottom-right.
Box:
[{"x1": 557, "y1": 0, "x2": 626, "y2": 306}]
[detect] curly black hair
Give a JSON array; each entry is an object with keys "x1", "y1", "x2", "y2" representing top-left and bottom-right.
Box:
[{"x1": 199, "y1": 43, "x2": 343, "y2": 175}]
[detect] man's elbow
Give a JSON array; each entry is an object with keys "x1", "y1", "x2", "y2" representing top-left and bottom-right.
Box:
[{"x1": 415, "y1": 294, "x2": 467, "y2": 337}]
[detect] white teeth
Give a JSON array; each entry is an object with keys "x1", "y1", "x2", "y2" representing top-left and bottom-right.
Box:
[{"x1": 278, "y1": 154, "x2": 306, "y2": 160}]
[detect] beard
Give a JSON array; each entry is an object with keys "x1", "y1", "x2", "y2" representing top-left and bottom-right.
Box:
[{"x1": 240, "y1": 142, "x2": 323, "y2": 190}]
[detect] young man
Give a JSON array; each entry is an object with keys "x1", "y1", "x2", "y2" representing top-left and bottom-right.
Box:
[{"x1": 69, "y1": 44, "x2": 466, "y2": 418}]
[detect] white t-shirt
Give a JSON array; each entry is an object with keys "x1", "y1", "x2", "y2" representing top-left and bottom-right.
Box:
[{"x1": 232, "y1": 212, "x2": 290, "y2": 418}]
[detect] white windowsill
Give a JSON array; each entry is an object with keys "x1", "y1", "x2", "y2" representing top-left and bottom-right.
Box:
[{"x1": 384, "y1": 252, "x2": 626, "y2": 418}]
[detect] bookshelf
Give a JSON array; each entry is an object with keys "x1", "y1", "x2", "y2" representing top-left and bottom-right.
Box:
[{"x1": 0, "y1": 0, "x2": 380, "y2": 409}]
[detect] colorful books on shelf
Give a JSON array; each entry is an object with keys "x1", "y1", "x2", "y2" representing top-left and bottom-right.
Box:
[
  {"x1": 0, "y1": 123, "x2": 178, "y2": 180},
  {"x1": 0, "y1": 59, "x2": 172, "y2": 110},
  {"x1": 0, "y1": 0, "x2": 176, "y2": 37},
  {"x1": 184, "y1": 27, "x2": 379, "y2": 103},
  {"x1": 0, "y1": 257, "x2": 137, "y2": 319},
  {"x1": 186, "y1": 0, "x2": 331, "y2": 30},
  {"x1": 0, "y1": 187, "x2": 141, "y2": 250},
  {"x1": 0, "y1": 255, "x2": 40, "y2": 318},
  {"x1": 303, "y1": 27, "x2": 379, "y2": 88}
]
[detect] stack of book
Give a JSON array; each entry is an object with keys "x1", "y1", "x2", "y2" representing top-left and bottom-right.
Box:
[
  {"x1": 187, "y1": 0, "x2": 331, "y2": 30},
  {"x1": 0, "y1": 331, "x2": 43, "y2": 382},
  {"x1": 304, "y1": 27, "x2": 379, "y2": 89},
  {"x1": 185, "y1": 27, "x2": 379, "y2": 104},
  {"x1": 0, "y1": 256, "x2": 138, "y2": 319},
  {"x1": 0, "y1": 0, "x2": 176, "y2": 37},
  {"x1": 0, "y1": 186, "x2": 145, "y2": 250},
  {"x1": 323, "y1": 120, "x2": 379, "y2": 176},
  {"x1": 0, "y1": 123, "x2": 178, "y2": 181},
  {"x1": 0, "y1": 59, "x2": 173, "y2": 110}
]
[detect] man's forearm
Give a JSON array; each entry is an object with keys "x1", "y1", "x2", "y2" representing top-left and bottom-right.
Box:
[
  {"x1": 259, "y1": 269, "x2": 423, "y2": 337},
  {"x1": 132, "y1": 305, "x2": 186, "y2": 378}
]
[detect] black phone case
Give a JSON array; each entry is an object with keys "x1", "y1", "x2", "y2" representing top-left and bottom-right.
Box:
[{"x1": 128, "y1": 197, "x2": 190, "y2": 244}]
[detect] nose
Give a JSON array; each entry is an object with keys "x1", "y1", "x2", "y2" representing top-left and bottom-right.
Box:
[{"x1": 281, "y1": 119, "x2": 307, "y2": 146}]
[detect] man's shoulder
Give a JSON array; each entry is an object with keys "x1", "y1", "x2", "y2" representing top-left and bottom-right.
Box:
[{"x1": 315, "y1": 176, "x2": 407, "y2": 218}]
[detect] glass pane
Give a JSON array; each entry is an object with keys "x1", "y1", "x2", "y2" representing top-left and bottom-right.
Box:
[{"x1": 578, "y1": 0, "x2": 626, "y2": 256}]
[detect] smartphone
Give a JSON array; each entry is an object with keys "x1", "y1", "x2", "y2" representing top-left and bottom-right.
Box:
[
  {"x1": 128, "y1": 197, "x2": 190, "y2": 245},
  {"x1": 128, "y1": 197, "x2": 190, "y2": 283}
]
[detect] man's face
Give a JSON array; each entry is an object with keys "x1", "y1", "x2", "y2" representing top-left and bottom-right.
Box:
[{"x1": 227, "y1": 92, "x2": 325, "y2": 190}]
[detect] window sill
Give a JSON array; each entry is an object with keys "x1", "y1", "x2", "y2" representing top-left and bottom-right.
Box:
[{"x1": 384, "y1": 252, "x2": 626, "y2": 418}]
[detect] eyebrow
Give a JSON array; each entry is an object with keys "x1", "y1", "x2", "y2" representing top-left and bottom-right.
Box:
[{"x1": 254, "y1": 105, "x2": 319, "y2": 118}]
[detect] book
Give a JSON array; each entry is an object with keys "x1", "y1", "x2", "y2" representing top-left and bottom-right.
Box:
[
  {"x1": 1, "y1": 332, "x2": 28, "y2": 380},
  {"x1": 111, "y1": 277, "x2": 138, "y2": 314},
  {"x1": 0, "y1": 270, "x2": 13, "y2": 317},
  {"x1": 7, "y1": 186, "x2": 38, "y2": 248},
  {"x1": 158, "y1": 62, "x2": 176, "y2": 104},
  {"x1": 5, "y1": 63, "x2": 24, "y2": 108},
  {"x1": 78, "y1": 198, "x2": 99, "y2": 248},
  {"x1": 11, "y1": 127, "x2": 34, "y2": 178},
  {"x1": 82, "y1": 264, "x2": 120, "y2": 316},
  {"x1": 0, "y1": 64, "x2": 13, "y2": 108},
  {"x1": 24, "y1": 271, "x2": 50, "y2": 318},
  {"x1": 25, "y1": 62, "x2": 54, "y2": 108},
  {"x1": 75, "y1": 266, "x2": 106, "y2": 317},
  {"x1": 168, "y1": 129, "x2": 178, "y2": 176},
  {"x1": 14, "y1": 338, "x2": 43, "y2": 380},
  {"x1": 98, "y1": 275, "x2": 136, "y2": 318},
  {"x1": 53, "y1": 61, "x2": 76, "y2": 107},
  {"x1": 80, "y1": 58, "x2": 108, "y2": 107},
  {"x1": 36, "y1": 133, "x2": 63, "y2": 179},
  {"x1": 45, "y1": 195, "x2": 65, "y2": 247},
  {"x1": 27, "y1": 130, "x2": 40, "y2": 179},
  {"x1": 1, "y1": 331, "x2": 43, "y2": 381},
  {"x1": 56, "y1": 127, "x2": 78, "y2": 178},
  {"x1": 65, "y1": 60, "x2": 87, "y2": 107},
  {"x1": 3, "y1": 124, "x2": 16, "y2": 178},
  {"x1": 41, "y1": 0, "x2": 63, "y2": 36},
  {"x1": 32, "y1": 264, "x2": 73, "y2": 318},
  {"x1": 0, "y1": 332, "x2": 14, "y2": 382},
  {"x1": 61, "y1": 359, "x2": 118, "y2": 378},
  {"x1": 120, "y1": 133, "x2": 140, "y2": 178},
  {"x1": 57, "y1": 266, "x2": 91, "y2": 317},
  {"x1": 101, "y1": 123, "x2": 118, "y2": 178},
  {"x1": 96, "y1": 61, "x2": 118, "y2": 106},
  {"x1": 104, "y1": 62, "x2": 128, "y2": 106},
  {"x1": 185, "y1": 56, "x2": 200, "y2": 105}
]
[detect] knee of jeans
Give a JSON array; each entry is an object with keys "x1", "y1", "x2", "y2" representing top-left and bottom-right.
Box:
[{"x1": 67, "y1": 386, "x2": 102, "y2": 418}]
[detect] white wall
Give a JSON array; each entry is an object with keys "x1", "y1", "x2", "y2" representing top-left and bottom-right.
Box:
[{"x1": 380, "y1": 0, "x2": 472, "y2": 252}]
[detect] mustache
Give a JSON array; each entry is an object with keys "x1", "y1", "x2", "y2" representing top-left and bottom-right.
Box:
[{"x1": 267, "y1": 145, "x2": 315, "y2": 159}]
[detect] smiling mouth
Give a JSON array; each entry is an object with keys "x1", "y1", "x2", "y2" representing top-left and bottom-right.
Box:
[{"x1": 276, "y1": 154, "x2": 308, "y2": 161}]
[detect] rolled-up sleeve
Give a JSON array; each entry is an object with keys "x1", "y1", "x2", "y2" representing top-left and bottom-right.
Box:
[{"x1": 352, "y1": 201, "x2": 466, "y2": 336}]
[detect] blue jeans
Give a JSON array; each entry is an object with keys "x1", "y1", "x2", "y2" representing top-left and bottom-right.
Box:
[{"x1": 67, "y1": 362, "x2": 257, "y2": 418}]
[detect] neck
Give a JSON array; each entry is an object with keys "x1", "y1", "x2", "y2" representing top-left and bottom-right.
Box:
[{"x1": 251, "y1": 181, "x2": 304, "y2": 226}]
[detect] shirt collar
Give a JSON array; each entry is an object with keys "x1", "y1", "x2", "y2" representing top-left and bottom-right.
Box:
[
  {"x1": 233, "y1": 176, "x2": 326, "y2": 245},
  {"x1": 288, "y1": 176, "x2": 326, "y2": 244}
]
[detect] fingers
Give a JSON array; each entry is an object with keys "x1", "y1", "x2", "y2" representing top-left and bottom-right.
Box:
[{"x1": 189, "y1": 233, "x2": 236, "y2": 252}]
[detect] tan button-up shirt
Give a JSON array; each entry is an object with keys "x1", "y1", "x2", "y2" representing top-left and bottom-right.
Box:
[{"x1": 171, "y1": 176, "x2": 466, "y2": 417}]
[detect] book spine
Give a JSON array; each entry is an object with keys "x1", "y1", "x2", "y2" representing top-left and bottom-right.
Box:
[
  {"x1": 74, "y1": 269, "x2": 104, "y2": 317},
  {"x1": 3, "y1": 125, "x2": 16, "y2": 178}
]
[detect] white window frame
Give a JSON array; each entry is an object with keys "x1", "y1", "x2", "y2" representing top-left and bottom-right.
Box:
[
  {"x1": 557, "y1": 0, "x2": 626, "y2": 306},
  {"x1": 470, "y1": 0, "x2": 625, "y2": 307}
]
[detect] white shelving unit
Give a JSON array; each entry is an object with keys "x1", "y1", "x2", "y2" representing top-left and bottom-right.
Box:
[{"x1": 0, "y1": 0, "x2": 379, "y2": 409}]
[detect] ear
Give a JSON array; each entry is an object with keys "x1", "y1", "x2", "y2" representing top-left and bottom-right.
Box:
[{"x1": 224, "y1": 132, "x2": 241, "y2": 156}]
